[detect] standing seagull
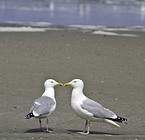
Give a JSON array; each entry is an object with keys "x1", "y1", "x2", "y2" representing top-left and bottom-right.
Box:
[
  {"x1": 25, "y1": 79, "x2": 62, "y2": 132},
  {"x1": 65, "y1": 79, "x2": 127, "y2": 135}
]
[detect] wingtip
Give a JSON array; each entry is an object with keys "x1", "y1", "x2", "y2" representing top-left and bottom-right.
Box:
[
  {"x1": 116, "y1": 116, "x2": 127, "y2": 122},
  {"x1": 106, "y1": 116, "x2": 127, "y2": 123},
  {"x1": 25, "y1": 112, "x2": 34, "y2": 119}
]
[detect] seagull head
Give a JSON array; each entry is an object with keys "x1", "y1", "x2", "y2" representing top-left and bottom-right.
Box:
[
  {"x1": 64, "y1": 79, "x2": 84, "y2": 88},
  {"x1": 44, "y1": 79, "x2": 63, "y2": 88}
]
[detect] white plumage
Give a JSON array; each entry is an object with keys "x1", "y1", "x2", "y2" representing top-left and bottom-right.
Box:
[
  {"x1": 25, "y1": 79, "x2": 62, "y2": 132},
  {"x1": 65, "y1": 79, "x2": 127, "y2": 135}
]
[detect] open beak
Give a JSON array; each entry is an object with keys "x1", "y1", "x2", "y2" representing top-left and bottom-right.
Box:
[
  {"x1": 64, "y1": 83, "x2": 71, "y2": 86},
  {"x1": 57, "y1": 83, "x2": 63, "y2": 86}
]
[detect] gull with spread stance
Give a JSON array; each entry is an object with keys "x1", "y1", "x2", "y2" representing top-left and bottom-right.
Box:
[
  {"x1": 65, "y1": 79, "x2": 127, "y2": 135},
  {"x1": 25, "y1": 79, "x2": 62, "y2": 132}
]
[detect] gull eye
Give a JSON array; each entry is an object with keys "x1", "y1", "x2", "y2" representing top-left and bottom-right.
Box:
[
  {"x1": 51, "y1": 81, "x2": 53, "y2": 83},
  {"x1": 74, "y1": 81, "x2": 77, "y2": 83}
]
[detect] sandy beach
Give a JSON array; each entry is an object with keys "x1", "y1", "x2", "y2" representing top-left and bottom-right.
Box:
[{"x1": 0, "y1": 27, "x2": 145, "y2": 140}]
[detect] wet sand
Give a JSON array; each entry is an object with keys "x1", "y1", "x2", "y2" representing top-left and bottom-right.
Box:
[{"x1": 0, "y1": 28, "x2": 145, "y2": 139}]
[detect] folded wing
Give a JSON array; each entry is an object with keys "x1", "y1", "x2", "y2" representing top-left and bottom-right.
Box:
[
  {"x1": 81, "y1": 98, "x2": 117, "y2": 119},
  {"x1": 30, "y1": 96, "x2": 55, "y2": 117}
]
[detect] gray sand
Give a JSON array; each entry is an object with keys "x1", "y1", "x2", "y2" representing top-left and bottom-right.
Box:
[{"x1": 0, "y1": 29, "x2": 145, "y2": 139}]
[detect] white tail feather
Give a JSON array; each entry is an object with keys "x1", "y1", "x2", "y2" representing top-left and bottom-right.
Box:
[{"x1": 104, "y1": 119, "x2": 120, "y2": 127}]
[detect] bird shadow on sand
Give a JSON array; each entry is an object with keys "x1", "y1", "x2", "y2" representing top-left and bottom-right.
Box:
[
  {"x1": 25, "y1": 128, "x2": 53, "y2": 133},
  {"x1": 67, "y1": 129, "x2": 122, "y2": 135},
  {"x1": 25, "y1": 128, "x2": 122, "y2": 135}
]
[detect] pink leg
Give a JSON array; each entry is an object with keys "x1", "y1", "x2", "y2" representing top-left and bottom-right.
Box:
[
  {"x1": 77, "y1": 120, "x2": 90, "y2": 135},
  {"x1": 45, "y1": 118, "x2": 54, "y2": 133},
  {"x1": 39, "y1": 119, "x2": 45, "y2": 132}
]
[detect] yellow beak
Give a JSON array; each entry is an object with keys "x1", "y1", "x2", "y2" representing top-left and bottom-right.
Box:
[
  {"x1": 57, "y1": 83, "x2": 63, "y2": 86},
  {"x1": 64, "y1": 83, "x2": 71, "y2": 86}
]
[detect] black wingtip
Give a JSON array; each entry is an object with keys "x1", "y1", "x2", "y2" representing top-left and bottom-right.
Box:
[
  {"x1": 107, "y1": 116, "x2": 127, "y2": 122},
  {"x1": 25, "y1": 112, "x2": 34, "y2": 119},
  {"x1": 117, "y1": 116, "x2": 127, "y2": 122}
]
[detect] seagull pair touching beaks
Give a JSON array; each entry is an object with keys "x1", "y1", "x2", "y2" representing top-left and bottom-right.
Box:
[{"x1": 25, "y1": 79, "x2": 127, "y2": 135}]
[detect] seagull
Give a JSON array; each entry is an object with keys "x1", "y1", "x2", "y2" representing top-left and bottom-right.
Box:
[
  {"x1": 25, "y1": 79, "x2": 62, "y2": 132},
  {"x1": 65, "y1": 79, "x2": 127, "y2": 135}
]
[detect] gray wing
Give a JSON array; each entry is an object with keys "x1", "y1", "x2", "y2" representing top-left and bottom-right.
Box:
[
  {"x1": 30, "y1": 96, "x2": 55, "y2": 116},
  {"x1": 81, "y1": 98, "x2": 116, "y2": 119}
]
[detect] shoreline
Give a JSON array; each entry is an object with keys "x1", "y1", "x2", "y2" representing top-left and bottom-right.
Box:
[{"x1": 0, "y1": 23, "x2": 145, "y2": 37}]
